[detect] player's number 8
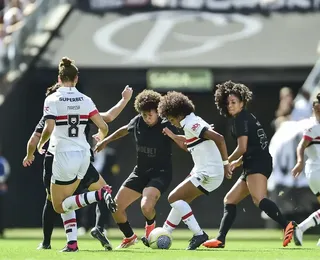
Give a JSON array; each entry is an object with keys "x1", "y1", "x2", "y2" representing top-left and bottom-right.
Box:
[{"x1": 68, "y1": 115, "x2": 79, "y2": 137}]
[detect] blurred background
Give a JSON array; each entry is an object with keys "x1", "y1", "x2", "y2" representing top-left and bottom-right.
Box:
[{"x1": 0, "y1": 0, "x2": 320, "y2": 235}]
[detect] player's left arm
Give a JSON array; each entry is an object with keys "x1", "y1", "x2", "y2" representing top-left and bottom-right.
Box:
[
  {"x1": 228, "y1": 136, "x2": 248, "y2": 163},
  {"x1": 163, "y1": 127, "x2": 188, "y2": 151},
  {"x1": 100, "y1": 85, "x2": 133, "y2": 123},
  {"x1": 23, "y1": 132, "x2": 41, "y2": 167}
]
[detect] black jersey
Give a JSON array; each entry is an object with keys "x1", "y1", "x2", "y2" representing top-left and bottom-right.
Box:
[
  {"x1": 127, "y1": 115, "x2": 179, "y2": 171},
  {"x1": 231, "y1": 109, "x2": 270, "y2": 161}
]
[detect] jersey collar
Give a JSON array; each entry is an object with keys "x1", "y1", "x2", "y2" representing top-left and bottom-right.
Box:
[{"x1": 58, "y1": 86, "x2": 79, "y2": 92}]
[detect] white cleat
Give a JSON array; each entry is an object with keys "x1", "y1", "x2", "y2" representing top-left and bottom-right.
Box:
[
  {"x1": 293, "y1": 226, "x2": 303, "y2": 246},
  {"x1": 316, "y1": 239, "x2": 320, "y2": 247}
]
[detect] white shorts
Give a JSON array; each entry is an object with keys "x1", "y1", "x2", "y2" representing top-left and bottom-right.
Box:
[
  {"x1": 51, "y1": 150, "x2": 90, "y2": 184},
  {"x1": 305, "y1": 164, "x2": 320, "y2": 196},
  {"x1": 187, "y1": 166, "x2": 224, "y2": 194}
]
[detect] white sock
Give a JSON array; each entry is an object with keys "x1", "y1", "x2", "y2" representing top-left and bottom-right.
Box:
[
  {"x1": 61, "y1": 210, "x2": 77, "y2": 243},
  {"x1": 163, "y1": 208, "x2": 181, "y2": 233},
  {"x1": 170, "y1": 200, "x2": 203, "y2": 236},
  {"x1": 299, "y1": 209, "x2": 320, "y2": 233},
  {"x1": 62, "y1": 191, "x2": 101, "y2": 212}
]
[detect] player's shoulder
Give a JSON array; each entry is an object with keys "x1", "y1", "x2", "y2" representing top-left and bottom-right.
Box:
[{"x1": 184, "y1": 113, "x2": 207, "y2": 130}]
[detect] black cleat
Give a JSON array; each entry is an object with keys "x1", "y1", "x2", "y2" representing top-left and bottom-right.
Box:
[
  {"x1": 37, "y1": 243, "x2": 51, "y2": 250},
  {"x1": 91, "y1": 227, "x2": 112, "y2": 251},
  {"x1": 104, "y1": 193, "x2": 117, "y2": 213},
  {"x1": 59, "y1": 244, "x2": 79, "y2": 252},
  {"x1": 141, "y1": 236, "x2": 150, "y2": 247},
  {"x1": 186, "y1": 232, "x2": 209, "y2": 250}
]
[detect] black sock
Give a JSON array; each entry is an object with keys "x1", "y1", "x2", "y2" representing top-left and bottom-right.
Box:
[
  {"x1": 145, "y1": 215, "x2": 156, "y2": 226},
  {"x1": 259, "y1": 198, "x2": 288, "y2": 228},
  {"x1": 42, "y1": 199, "x2": 59, "y2": 246},
  {"x1": 117, "y1": 221, "x2": 134, "y2": 238},
  {"x1": 95, "y1": 200, "x2": 110, "y2": 232},
  {"x1": 217, "y1": 204, "x2": 237, "y2": 242}
]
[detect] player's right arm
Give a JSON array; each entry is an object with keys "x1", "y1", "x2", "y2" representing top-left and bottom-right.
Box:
[
  {"x1": 292, "y1": 131, "x2": 312, "y2": 178},
  {"x1": 23, "y1": 132, "x2": 40, "y2": 167},
  {"x1": 94, "y1": 125, "x2": 129, "y2": 153}
]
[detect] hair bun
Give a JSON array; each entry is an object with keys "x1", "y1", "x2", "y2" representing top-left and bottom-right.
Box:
[{"x1": 60, "y1": 57, "x2": 73, "y2": 67}]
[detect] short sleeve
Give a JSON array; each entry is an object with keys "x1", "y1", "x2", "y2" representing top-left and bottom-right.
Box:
[
  {"x1": 234, "y1": 112, "x2": 249, "y2": 137},
  {"x1": 303, "y1": 127, "x2": 316, "y2": 141},
  {"x1": 88, "y1": 98, "x2": 99, "y2": 118},
  {"x1": 186, "y1": 120, "x2": 208, "y2": 138},
  {"x1": 127, "y1": 115, "x2": 139, "y2": 133},
  {"x1": 43, "y1": 97, "x2": 57, "y2": 120},
  {"x1": 34, "y1": 117, "x2": 45, "y2": 134}
]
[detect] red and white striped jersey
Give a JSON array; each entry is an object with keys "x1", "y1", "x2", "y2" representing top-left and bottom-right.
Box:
[
  {"x1": 303, "y1": 117, "x2": 320, "y2": 165},
  {"x1": 42, "y1": 86, "x2": 98, "y2": 154},
  {"x1": 180, "y1": 113, "x2": 223, "y2": 176}
]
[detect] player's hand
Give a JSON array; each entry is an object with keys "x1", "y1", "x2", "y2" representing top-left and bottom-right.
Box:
[
  {"x1": 37, "y1": 143, "x2": 46, "y2": 155},
  {"x1": 224, "y1": 164, "x2": 233, "y2": 179},
  {"x1": 230, "y1": 159, "x2": 242, "y2": 171},
  {"x1": 162, "y1": 127, "x2": 174, "y2": 138},
  {"x1": 209, "y1": 124, "x2": 214, "y2": 129},
  {"x1": 292, "y1": 162, "x2": 304, "y2": 178},
  {"x1": 22, "y1": 155, "x2": 35, "y2": 167},
  {"x1": 92, "y1": 129, "x2": 106, "y2": 142},
  {"x1": 122, "y1": 85, "x2": 133, "y2": 101},
  {"x1": 94, "y1": 139, "x2": 108, "y2": 153}
]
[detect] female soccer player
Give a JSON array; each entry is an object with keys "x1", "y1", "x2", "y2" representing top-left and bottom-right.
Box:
[
  {"x1": 35, "y1": 57, "x2": 114, "y2": 251},
  {"x1": 203, "y1": 81, "x2": 296, "y2": 249},
  {"x1": 292, "y1": 93, "x2": 320, "y2": 247},
  {"x1": 157, "y1": 91, "x2": 231, "y2": 250},
  {"x1": 23, "y1": 84, "x2": 132, "y2": 251},
  {"x1": 95, "y1": 90, "x2": 183, "y2": 249}
]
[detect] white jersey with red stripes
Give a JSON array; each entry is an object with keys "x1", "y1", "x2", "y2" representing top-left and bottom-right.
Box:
[
  {"x1": 180, "y1": 113, "x2": 223, "y2": 176},
  {"x1": 303, "y1": 117, "x2": 320, "y2": 165},
  {"x1": 42, "y1": 86, "x2": 98, "y2": 154}
]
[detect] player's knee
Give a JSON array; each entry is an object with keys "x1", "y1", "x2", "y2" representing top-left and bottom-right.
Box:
[
  {"x1": 141, "y1": 202, "x2": 154, "y2": 216},
  {"x1": 251, "y1": 195, "x2": 263, "y2": 207},
  {"x1": 223, "y1": 194, "x2": 233, "y2": 204},
  {"x1": 167, "y1": 192, "x2": 177, "y2": 204},
  {"x1": 52, "y1": 203, "x2": 64, "y2": 214}
]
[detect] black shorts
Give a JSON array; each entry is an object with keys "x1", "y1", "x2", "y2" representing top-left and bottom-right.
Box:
[
  {"x1": 240, "y1": 154, "x2": 273, "y2": 181},
  {"x1": 122, "y1": 166, "x2": 172, "y2": 194},
  {"x1": 43, "y1": 153, "x2": 100, "y2": 195}
]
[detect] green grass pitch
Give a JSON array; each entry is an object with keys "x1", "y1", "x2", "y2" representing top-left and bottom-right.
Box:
[{"x1": 0, "y1": 228, "x2": 319, "y2": 260}]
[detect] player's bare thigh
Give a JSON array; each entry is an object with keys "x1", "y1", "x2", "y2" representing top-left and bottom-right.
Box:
[
  {"x1": 50, "y1": 179, "x2": 81, "y2": 213},
  {"x1": 168, "y1": 178, "x2": 203, "y2": 204},
  {"x1": 224, "y1": 178, "x2": 250, "y2": 205}
]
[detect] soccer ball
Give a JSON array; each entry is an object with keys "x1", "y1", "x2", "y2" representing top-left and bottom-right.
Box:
[{"x1": 148, "y1": 227, "x2": 172, "y2": 249}]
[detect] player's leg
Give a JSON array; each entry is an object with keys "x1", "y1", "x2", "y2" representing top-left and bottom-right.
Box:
[
  {"x1": 203, "y1": 177, "x2": 249, "y2": 248},
  {"x1": 246, "y1": 173, "x2": 296, "y2": 247},
  {"x1": 294, "y1": 170, "x2": 320, "y2": 246}
]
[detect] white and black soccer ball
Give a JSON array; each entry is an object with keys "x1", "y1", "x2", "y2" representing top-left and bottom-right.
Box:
[{"x1": 148, "y1": 227, "x2": 172, "y2": 249}]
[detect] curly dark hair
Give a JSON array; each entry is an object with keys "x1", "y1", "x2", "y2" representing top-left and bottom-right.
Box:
[
  {"x1": 134, "y1": 90, "x2": 162, "y2": 113},
  {"x1": 45, "y1": 83, "x2": 61, "y2": 96},
  {"x1": 214, "y1": 81, "x2": 253, "y2": 117},
  {"x1": 158, "y1": 91, "x2": 195, "y2": 118}
]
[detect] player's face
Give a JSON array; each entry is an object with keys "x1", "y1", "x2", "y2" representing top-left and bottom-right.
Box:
[
  {"x1": 141, "y1": 110, "x2": 158, "y2": 126},
  {"x1": 226, "y1": 94, "x2": 244, "y2": 116},
  {"x1": 313, "y1": 101, "x2": 320, "y2": 115},
  {"x1": 167, "y1": 116, "x2": 182, "y2": 128}
]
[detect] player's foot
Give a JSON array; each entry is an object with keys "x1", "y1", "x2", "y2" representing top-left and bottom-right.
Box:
[
  {"x1": 283, "y1": 221, "x2": 297, "y2": 247},
  {"x1": 141, "y1": 236, "x2": 150, "y2": 247},
  {"x1": 90, "y1": 227, "x2": 112, "y2": 251},
  {"x1": 186, "y1": 231, "x2": 209, "y2": 250},
  {"x1": 59, "y1": 242, "x2": 79, "y2": 252},
  {"x1": 145, "y1": 222, "x2": 156, "y2": 238},
  {"x1": 103, "y1": 191, "x2": 117, "y2": 213},
  {"x1": 202, "y1": 238, "x2": 225, "y2": 248},
  {"x1": 116, "y1": 234, "x2": 138, "y2": 249},
  {"x1": 36, "y1": 243, "x2": 51, "y2": 250},
  {"x1": 293, "y1": 226, "x2": 303, "y2": 246},
  {"x1": 316, "y1": 238, "x2": 320, "y2": 247}
]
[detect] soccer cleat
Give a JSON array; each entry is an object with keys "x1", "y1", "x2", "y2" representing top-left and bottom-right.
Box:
[
  {"x1": 316, "y1": 238, "x2": 320, "y2": 247},
  {"x1": 36, "y1": 243, "x2": 51, "y2": 250},
  {"x1": 59, "y1": 244, "x2": 79, "y2": 252},
  {"x1": 186, "y1": 231, "x2": 209, "y2": 250},
  {"x1": 104, "y1": 193, "x2": 117, "y2": 213},
  {"x1": 202, "y1": 238, "x2": 225, "y2": 248},
  {"x1": 283, "y1": 221, "x2": 297, "y2": 247},
  {"x1": 90, "y1": 227, "x2": 112, "y2": 251},
  {"x1": 141, "y1": 236, "x2": 150, "y2": 247},
  {"x1": 116, "y1": 234, "x2": 138, "y2": 249},
  {"x1": 293, "y1": 226, "x2": 303, "y2": 246},
  {"x1": 145, "y1": 222, "x2": 156, "y2": 238}
]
